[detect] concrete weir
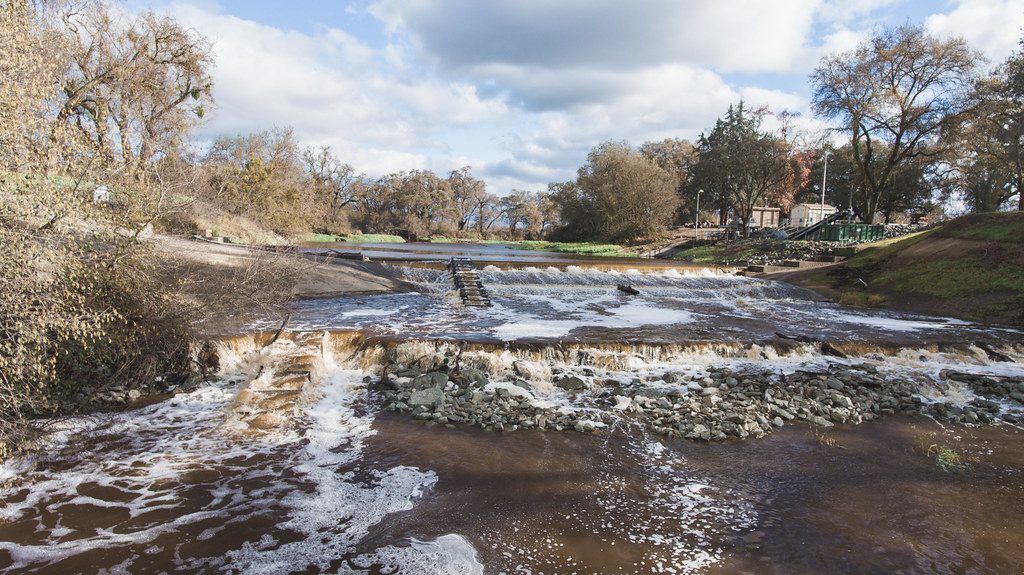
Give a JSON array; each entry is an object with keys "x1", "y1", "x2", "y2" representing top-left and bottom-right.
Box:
[{"x1": 449, "y1": 257, "x2": 492, "y2": 307}]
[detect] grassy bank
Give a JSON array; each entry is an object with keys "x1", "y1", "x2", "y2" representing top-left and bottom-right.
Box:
[
  {"x1": 300, "y1": 233, "x2": 406, "y2": 243},
  {"x1": 426, "y1": 237, "x2": 633, "y2": 256},
  {"x1": 668, "y1": 242, "x2": 758, "y2": 263},
  {"x1": 788, "y1": 212, "x2": 1024, "y2": 325}
]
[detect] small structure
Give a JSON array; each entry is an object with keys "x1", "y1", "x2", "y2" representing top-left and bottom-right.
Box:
[
  {"x1": 790, "y1": 203, "x2": 837, "y2": 228},
  {"x1": 92, "y1": 185, "x2": 111, "y2": 204},
  {"x1": 448, "y1": 258, "x2": 491, "y2": 307},
  {"x1": 749, "y1": 206, "x2": 781, "y2": 228}
]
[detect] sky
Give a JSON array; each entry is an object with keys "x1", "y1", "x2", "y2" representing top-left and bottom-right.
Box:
[{"x1": 130, "y1": 0, "x2": 1024, "y2": 195}]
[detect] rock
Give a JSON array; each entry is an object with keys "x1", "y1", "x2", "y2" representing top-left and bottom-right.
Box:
[
  {"x1": 688, "y1": 424, "x2": 711, "y2": 441},
  {"x1": 663, "y1": 372, "x2": 681, "y2": 383},
  {"x1": 772, "y1": 406, "x2": 796, "y2": 420},
  {"x1": 634, "y1": 387, "x2": 669, "y2": 399},
  {"x1": 513, "y1": 360, "x2": 550, "y2": 381},
  {"x1": 409, "y1": 386, "x2": 445, "y2": 407},
  {"x1": 612, "y1": 395, "x2": 632, "y2": 411},
  {"x1": 825, "y1": 377, "x2": 845, "y2": 391},
  {"x1": 807, "y1": 415, "x2": 834, "y2": 428},
  {"x1": 457, "y1": 368, "x2": 488, "y2": 387},
  {"x1": 772, "y1": 416, "x2": 784, "y2": 427},
  {"x1": 127, "y1": 389, "x2": 142, "y2": 401},
  {"x1": 701, "y1": 387, "x2": 720, "y2": 396},
  {"x1": 555, "y1": 376, "x2": 587, "y2": 391},
  {"x1": 686, "y1": 381, "x2": 703, "y2": 392}
]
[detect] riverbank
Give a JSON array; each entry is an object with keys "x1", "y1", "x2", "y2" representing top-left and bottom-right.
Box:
[
  {"x1": 153, "y1": 235, "x2": 416, "y2": 300},
  {"x1": 780, "y1": 212, "x2": 1024, "y2": 327}
]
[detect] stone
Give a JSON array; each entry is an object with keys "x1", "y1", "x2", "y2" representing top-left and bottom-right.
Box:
[
  {"x1": 701, "y1": 387, "x2": 720, "y2": 396},
  {"x1": 686, "y1": 381, "x2": 703, "y2": 392},
  {"x1": 835, "y1": 395, "x2": 854, "y2": 409},
  {"x1": 409, "y1": 386, "x2": 445, "y2": 407},
  {"x1": 688, "y1": 424, "x2": 711, "y2": 441},
  {"x1": 555, "y1": 376, "x2": 587, "y2": 391},
  {"x1": 772, "y1": 406, "x2": 796, "y2": 420},
  {"x1": 612, "y1": 395, "x2": 632, "y2": 411},
  {"x1": 825, "y1": 377, "x2": 845, "y2": 391},
  {"x1": 458, "y1": 368, "x2": 488, "y2": 387},
  {"x1": 808, "y1": 415, "x2": 834, "y2": 428},
  {"x1": 127, "y1": 389, "x2": 142, "y2": 401}
]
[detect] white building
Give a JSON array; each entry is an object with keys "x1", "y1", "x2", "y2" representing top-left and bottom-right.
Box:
[{"x1": 790, "y1": 203, "x2": 837, "y2": 228}]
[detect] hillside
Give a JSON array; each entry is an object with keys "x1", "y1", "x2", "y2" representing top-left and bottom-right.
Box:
[{"x1": 783, "y1": 212, "x2": 1024, "y2": 326}]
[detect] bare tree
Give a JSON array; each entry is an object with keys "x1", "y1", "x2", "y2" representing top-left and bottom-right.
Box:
[
  {"x1": 56, "y1": 3, "x2": 214, "y2": 174},
  {"x1": 447, "y1": 166, "x2": 486, "y2": 233},
  {"x1": 812, "y1": 25, "x2": 981, "y2": 222},
  {"x1": 303, "y1": 145, "x2": 358, "y2": 230}
]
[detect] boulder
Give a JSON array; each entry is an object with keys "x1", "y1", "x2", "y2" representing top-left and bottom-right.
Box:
[
  {"x1": 409, "y1": 386, "x2": 445, "y2": 408},
  {"x1": 555, "y1": 376, "x2": 587, "y2": 391}
]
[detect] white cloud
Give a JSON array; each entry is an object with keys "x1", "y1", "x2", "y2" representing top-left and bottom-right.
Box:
[
  {"x1": 167, "y1": 3, "x2": 508, "y2": 176},
  {"x1": 926, "y1": 0, "x2": 1024, "y2": 63},
  {"x1": 370, "y1": 0, "x2": 822, "y2": 77},
  {"x1": 152, "y1": 0, "x2": 1019, "y2": 197}
]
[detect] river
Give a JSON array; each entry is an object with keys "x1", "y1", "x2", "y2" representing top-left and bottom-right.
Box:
[{"x1": 1, "y1": 261, "x2": 1022, "y2": 574}]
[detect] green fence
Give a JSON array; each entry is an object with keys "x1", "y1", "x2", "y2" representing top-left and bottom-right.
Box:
[{"x1": 817, "y1": 223, "x2": 885, "y2": 242}]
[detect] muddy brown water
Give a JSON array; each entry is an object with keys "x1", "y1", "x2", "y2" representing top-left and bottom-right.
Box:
[
  {"x1": 2, "y1": 399, "x2": 1022, "y2": 574},
  {"x1": 358, "y1": 414, "x2": 1024, "y2": 575},
  {"x1": 3, "y1": 263, "x2": 1024, "y2": 574}
]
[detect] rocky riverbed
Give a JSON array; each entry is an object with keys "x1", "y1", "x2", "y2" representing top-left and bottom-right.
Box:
[{"x1": 376, "y1": 344, "x2": 1024, "y2": 441}]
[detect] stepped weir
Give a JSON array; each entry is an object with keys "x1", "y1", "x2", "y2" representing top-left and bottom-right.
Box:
[{"x1": 448, "y1": 257, "x2": 492, "y2": 307}]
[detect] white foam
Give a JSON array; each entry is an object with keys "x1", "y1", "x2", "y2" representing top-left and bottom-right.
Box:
[
  {"x1": 352, "y1": 534, "x2": 484, "y2": 575},
  {"x1": 828, "y1": 312, "x2": 967, "y2": 332}
]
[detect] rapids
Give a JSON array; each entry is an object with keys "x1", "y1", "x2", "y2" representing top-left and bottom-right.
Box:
[{"x1": 2, "y1": 264, "x2": 1023, "y2": 574}]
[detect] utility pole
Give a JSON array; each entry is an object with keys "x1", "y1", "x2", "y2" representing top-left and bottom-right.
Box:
[
  {"x1": 695, "y1": 189, "x2": 703, "y2": 240},
  {"x1": 820, "y1": 152, "x2": 829, "y2": 224}
]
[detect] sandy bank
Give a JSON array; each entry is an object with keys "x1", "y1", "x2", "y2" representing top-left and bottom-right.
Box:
[{"x1": 152, "y1": 234, "x2": 417, "y2": 298}]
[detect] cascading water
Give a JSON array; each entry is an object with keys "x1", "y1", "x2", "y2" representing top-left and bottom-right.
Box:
[{"x1": 3, "y1": 264, "x2": 1024, "y2": 574}]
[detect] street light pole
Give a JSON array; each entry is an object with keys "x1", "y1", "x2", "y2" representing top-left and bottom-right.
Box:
[
  {"x1": 695, "y1": 189, "x2": 703, "y2": 240},
  {"x1": 820, "y1": 152, "x2": 829, "y2": 223}
]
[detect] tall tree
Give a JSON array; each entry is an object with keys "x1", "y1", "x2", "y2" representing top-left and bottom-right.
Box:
[
  {"x1": 556, "y1": 141, "x2": 679, "y2": 242},
  {"x1": 945, "y1": 38, "x2": 1024, "y2": 212},
  {"x1": 303, "y1": 145, "x2": 357, "y2": 231},
  {"x1": 811, "y1": 25, "x2": 981, "y2": 222},
  {"x1": 57, "y1": 5, "x2": 213, "y2": 173},
  {"x1": 690, "y1": 103, "x2": 804, "y2": 235},
  {"x1": 447, "y1": 166, "x2": 487, "y2": 233},
  {"x1": 639, "y1": 138, "x2": 697, "y2": 223}
]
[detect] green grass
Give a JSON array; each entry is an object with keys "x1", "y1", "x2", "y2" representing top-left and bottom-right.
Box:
[
  {"x1": 425, "y1": 237, "x2": 631, "y2": 256},
  {"x1": 844, "y1": 229, "x2": 937, "y2": 270},
  {"x1": 936, "y1": 211, "x2": 1024, "y2": 243},
  {"x1": 300, "y1": 233, "x2": 342, "y2": 243},
  {"x1": 669, "y1": 243, "x2": 756, "y2": 263},
  {"x1": 874, "y1": 259, "x2": 1024, "y2": 298},
  {"x1": 510, "y1": 241, "x2": 631, "y2": 256},
  {"x1": 337, "y1": 233, "x2": 406, "y2": 243}
]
